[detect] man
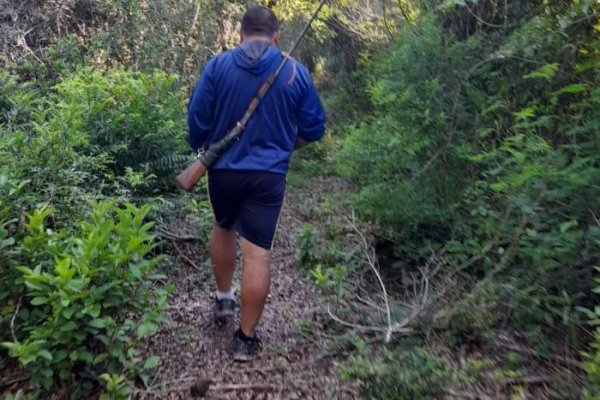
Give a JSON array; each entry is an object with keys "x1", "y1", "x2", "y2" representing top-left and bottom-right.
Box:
[{"x1": 187, "y1": 5, "x2": 326, "y2": 361}]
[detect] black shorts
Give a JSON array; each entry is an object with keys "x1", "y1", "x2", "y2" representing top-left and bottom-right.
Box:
[{"x1": 207, "y1": 170, "x2": 286, "y2": 250}]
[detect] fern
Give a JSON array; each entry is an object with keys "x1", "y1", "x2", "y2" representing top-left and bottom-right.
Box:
[{"x1": 144, "y1": 154, "x2": 192, "y2": 174}]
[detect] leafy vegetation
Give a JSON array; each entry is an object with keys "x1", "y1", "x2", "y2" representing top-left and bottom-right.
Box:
[
  {"x1": 2, "y1": 202, "x2": 168, "y2": 392},
  {"x1": 1, "y1": 0, "x2": 599, "y2": 398},
  {"x1": 339, "y1": 347, "x2": 451, "y2": 400},
  {"x1": 0, "y1": 19, "x2": 187, "y2": 394},
  {"x1": 303, "y1": 0, "x2": 600, "y2": 397}
]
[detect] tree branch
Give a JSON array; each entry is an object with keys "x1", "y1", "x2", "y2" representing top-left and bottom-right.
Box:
[{"x1": 173, "y1": 242, "x2": 202, "y2": 272}]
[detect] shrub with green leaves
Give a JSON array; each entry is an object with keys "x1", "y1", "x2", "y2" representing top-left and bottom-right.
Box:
[
  {"x1": 334, "y1": 16, "x2": 463, "y2": 236},
  {"x1": 1, "y1": 201, "x2": 170, "y2": 392},
  {"x1": 339, "y1": 347, "x2": 450, "y2": 400},
  {"x1": 51, "y1": 68, "x2": 189, "y2": 181},
  {"x1": 584, "y1": 223, "x2": 600, "y2": 399},
  {"x1": 584, "y1": 268, "x2": 600, "y2": 398},
  {"x1": 333, "y1": 0, "x2": 600, "y2": 346}
]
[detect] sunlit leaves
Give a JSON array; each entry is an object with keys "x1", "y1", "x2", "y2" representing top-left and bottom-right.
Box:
[
  {"x1": 523, "y1": 63, "x2": 560, "y2": 81},
  {"x1": 2, "y1": 201, "x2": 169, "y2": 390}
]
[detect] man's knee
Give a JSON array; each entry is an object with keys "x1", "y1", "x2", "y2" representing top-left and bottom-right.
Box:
[{"x1": 240, "y1": 237, "x2": 270, "y2": 263}]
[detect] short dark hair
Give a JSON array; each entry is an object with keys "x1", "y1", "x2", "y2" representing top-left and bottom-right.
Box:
[{"x1": 241, "y1": 5, "x2": 279, "y2": 37}]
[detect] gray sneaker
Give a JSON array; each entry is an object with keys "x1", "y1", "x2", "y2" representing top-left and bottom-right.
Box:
[
  {"x1": 214, "y1": 297, "x2": 235, "y2": 322},
  {"x1": 233, "y1": 329, "x2": 261, "y2": 362}
]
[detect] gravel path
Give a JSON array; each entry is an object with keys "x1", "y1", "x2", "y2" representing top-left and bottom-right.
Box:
[{"x1": 140, "y1": 188, "x2": 359, "y2": 399}]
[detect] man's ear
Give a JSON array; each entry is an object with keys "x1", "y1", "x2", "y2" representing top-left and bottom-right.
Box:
[{"x1": 272, "y1": 31, "x2": 280, "y2": 45}]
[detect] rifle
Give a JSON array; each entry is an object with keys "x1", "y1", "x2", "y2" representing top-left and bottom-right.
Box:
[{"x1": 175, "y1": 0, "x2": 328, "y2": 191}]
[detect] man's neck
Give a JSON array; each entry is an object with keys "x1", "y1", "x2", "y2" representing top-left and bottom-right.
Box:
[{"x1": 241, "y1": 35, "x2": 274, "y2": 45}]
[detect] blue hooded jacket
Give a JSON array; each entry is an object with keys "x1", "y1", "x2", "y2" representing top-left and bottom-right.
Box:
[{"x1": 188, "y1": 41, "x2": 326, "y2": 175}]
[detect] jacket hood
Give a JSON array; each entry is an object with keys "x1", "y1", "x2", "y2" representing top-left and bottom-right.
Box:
[{"x1": 232, "y1": 41, "x2": 281, "y2": 75}]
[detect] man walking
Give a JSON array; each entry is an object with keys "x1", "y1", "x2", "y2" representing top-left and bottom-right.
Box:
[{"x1": 187, "y1": 5, "x2": 326, "y2": 361}]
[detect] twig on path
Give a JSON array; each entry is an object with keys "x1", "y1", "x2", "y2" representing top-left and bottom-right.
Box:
[
  {"x1": 158, "y1": 228, "x2": 201, "y2": 241},
  {"x1": 211, "y1": 383, "x2": 286, "y2": 392},
  {"x1": 172, "y1": 242, "x2": 202, "y2": 272},
  {"x1": 145, "y1": 376, "x2": 309, "y2": 397}
]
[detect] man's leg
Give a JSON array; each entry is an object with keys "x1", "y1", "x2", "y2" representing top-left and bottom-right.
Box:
[
  {"x1": 210, "y1": 224, "x2": 236, "y2": 293},
  {"x1": 239, "y1": 237, "x2": 271, "y2": 337}
]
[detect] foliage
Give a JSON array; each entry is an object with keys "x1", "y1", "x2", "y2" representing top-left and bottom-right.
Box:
[
  {"x1": 335, "y1": 0, "x2": 599, "y2": 333},
  {"x1": 51, "y1": 68, "x2": 188, "y2": 181},
  {"x1": 1, "y1": 201, "x2": 169, "y2": 392},
  {"x1": 0, "y1": 64, "x2": 179, "y2": 398},
  {"x1": 1, "y1": 0, "x2": 244, "y2": 86},
  {"x1": 331, "y1": 0, "x2": 600, "y2": 395},
  {"x1": 339, "y1": 347, "x2": 450, "y2": 399},
  {"x1": 584, "y1": 263, "x2": 600, "y2": 398},
  {"x1": 298, "y1": 224, "x2": 320, "y2": 268},
  {"x1": 2, "y1": 0, "x2": 600, "y2": 396},
  {"x1": 310, "y1": 264, "x2": 347, "y2": 299},
  {"x1": 334, "y1": 15, "x2": 470, "y2": 235}
]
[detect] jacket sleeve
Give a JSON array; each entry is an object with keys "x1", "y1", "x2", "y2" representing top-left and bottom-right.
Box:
[
  {"x1": 296, "y1": 70, "x2": 326, "y2": 142},
  {"x1": 187, "y1": 59, "x2": 217, "y2": 151}
]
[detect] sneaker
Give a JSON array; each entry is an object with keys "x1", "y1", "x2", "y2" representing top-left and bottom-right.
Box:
[
  {"x1": 214, "y1": 297, "x2": 235, "y2": 321},
  {"x1": 232, "y1": 328, "x2": 261, "y2": 362}
]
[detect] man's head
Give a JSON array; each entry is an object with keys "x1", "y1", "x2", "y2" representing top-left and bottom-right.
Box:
[{"x1": 240, "y1": 5, "x2": 279, "y2": 44}]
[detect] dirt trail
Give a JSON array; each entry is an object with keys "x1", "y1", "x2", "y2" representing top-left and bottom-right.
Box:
[{"x1": 140, "y1": 184, "x2": 359, "y2": 399}]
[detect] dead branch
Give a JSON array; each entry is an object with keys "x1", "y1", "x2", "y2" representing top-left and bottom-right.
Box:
[
  {"x1": 327, "y1": 305, "x2": 415, "y2": 335},
  {"x1": 158, "y1": 228, "x2": 201, "y2": 241},
  {"x1": 190, "y1": 0, "x2": 201, "y2": 32},
  {"x1": 172, "y1": 242, "x2": 202, "y2": 272},
  {"x1": 390, "y1": 270, "x2": 428, "y2": 332},
  {"x1": 590, "y1": 209, "x2": 600, "y2": 226},
  {"x1": 463, "y1": 2, "x2": 508, "y2": 28},
  {"x1": 350, "y1": 210, "x2": 395, "y2": 342},
  {"x1": 327, "y1": 213, "x2": 429, "y2": 341}
]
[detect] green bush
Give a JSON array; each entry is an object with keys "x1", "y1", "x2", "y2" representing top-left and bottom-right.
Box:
[
  {"x1": 1, "y1": 201, "x2": 169, "y2": 392},
  {"x1": 332, "y1": 0, "x2": 600, "y2": 351},
  {"x1": 334, "y1": 16, "x2": 461, "y2": 236},
  {"x1": 0, "y1": 67, "x2": 179, "y2": 396},
  {"x1": 51, "y1": 68, "x2": 189, "y2": 182},
  {"x1": 339, "y1": 347, "x2": 450, "y2": 400},
  {"x1": 584, "y1": 248, "x2": 600, "y2": 399},
  {"x1": 0, "y1": 71, "x2": 114, "y2": 223},
  {"x1": 1, "y1": 67, "x2": 189, "y2": 209}
]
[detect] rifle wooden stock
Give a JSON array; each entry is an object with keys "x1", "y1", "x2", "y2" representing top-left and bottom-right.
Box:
[{"x1": 176, "y1": 160, "x2": 208, "y2": 192}]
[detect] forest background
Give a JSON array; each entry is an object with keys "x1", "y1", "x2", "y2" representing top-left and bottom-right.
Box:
[{"x1": 0, "y1": 0, "x2": 599, "y2": 399}]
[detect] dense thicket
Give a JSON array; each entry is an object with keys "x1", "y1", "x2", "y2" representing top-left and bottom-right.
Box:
[{"x1": 328, "y1": 0, "x2": 600, "y2": 397}]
